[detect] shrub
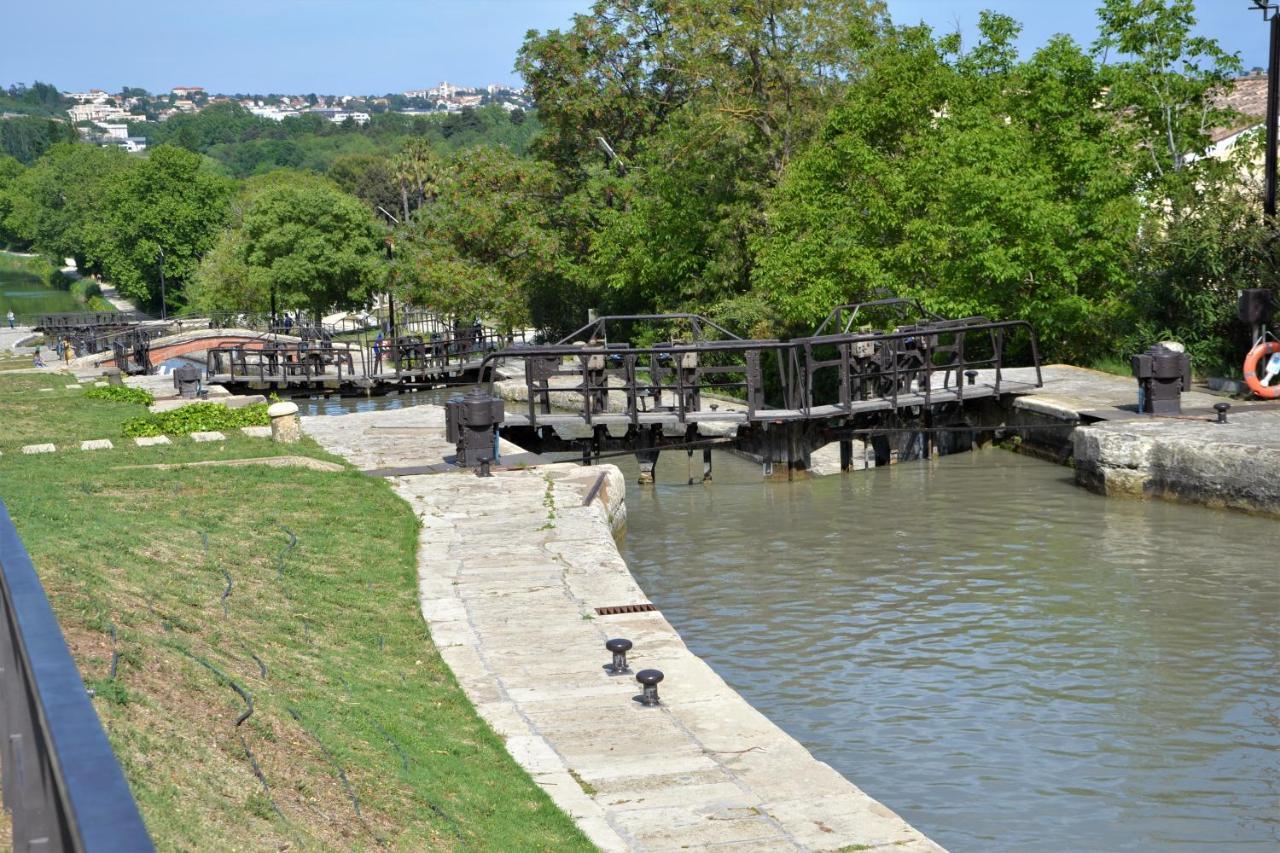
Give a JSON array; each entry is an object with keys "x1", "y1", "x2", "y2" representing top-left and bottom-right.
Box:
[
  {"x1": 122, "y1": 402, "x2": 269, "y2": 438},
  {"x1": 84, "y1": 385, "x2": 154, "y2": 405}
]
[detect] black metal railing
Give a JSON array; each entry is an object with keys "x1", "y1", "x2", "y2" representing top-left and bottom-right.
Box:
[
  {"x1": 478, "y1": 311, "x2": 1043, "y2": 428},
  {"x1": 0, "y1": 499, "x2": 153, "y2": 852}
]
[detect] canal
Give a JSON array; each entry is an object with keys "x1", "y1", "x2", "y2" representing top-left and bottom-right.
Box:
[
  {"x1": 619, "y1": 449, "x2": 1278, "y2": 852},
  {"x1": 308, "y1": 392, "x2": 1277, "y2": 850},
  {"x1": 0, "y1": 253, "x2": 82, "y2": 321}
]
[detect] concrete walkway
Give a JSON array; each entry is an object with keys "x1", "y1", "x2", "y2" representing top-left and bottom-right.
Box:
[{"x1": 303, "y1": 406, "x2": 941, "y2": 852}]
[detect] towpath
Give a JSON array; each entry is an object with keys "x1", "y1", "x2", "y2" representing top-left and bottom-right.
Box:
[{"x1": 304, "y1": 405, "x2": 941, "y2": 852}]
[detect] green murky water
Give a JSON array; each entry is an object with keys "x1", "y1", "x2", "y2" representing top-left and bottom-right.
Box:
[
  {"x1": 619, "y1": 449, "x2": 1278, "y2": 852},
  {"x1": 0, "y1": 255, "x2": 81, "y2": 322}
]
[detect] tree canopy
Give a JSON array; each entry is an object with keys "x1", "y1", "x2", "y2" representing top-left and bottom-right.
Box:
[{"x1": 189, "y1": 172, "x2": 386, "y2": 315}]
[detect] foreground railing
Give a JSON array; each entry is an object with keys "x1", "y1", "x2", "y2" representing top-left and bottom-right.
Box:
[{"x1": 0, "y1": 500, "x2": 152, "y2": 852}]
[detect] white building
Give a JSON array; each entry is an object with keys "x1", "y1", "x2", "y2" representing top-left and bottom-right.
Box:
[
  {"x1": 171, "y1": 86, "x2": 205, "y2": 98},
  {"x1": 248, "y1": 105, "x2": 300, "y2": 121},
  {"x1": 67, "y1": 103, "x2": 126, "y2": 123},
  {"x1": 65, "y1": 89, "x2": 109, "y2": 104}
]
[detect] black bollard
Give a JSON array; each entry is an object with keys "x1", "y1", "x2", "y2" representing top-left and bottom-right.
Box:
[
  {"x1": 635, "y1": 669, "x2": 664, "y2": 706},
  {"x1": 965, "y1": 370, "x2": 978, "y2": 386},
  {"x1": 1214, "y1": 402, "x2": 1230, "y2": 424},
  {"x1": 605, "y1": 638, "x2": 632, "y2": 675}
]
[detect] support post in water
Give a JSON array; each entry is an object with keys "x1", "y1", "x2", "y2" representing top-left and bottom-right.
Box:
[{"x1": 636, "y1": 425, "x2": 661, "y2": 485}]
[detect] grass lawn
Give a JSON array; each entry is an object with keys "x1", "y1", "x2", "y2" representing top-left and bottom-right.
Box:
[{"x1": 0, "y1": 374, "x2": 591, "y2": 850}]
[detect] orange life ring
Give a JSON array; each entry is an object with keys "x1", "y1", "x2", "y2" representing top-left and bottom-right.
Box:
[{"x1": 1243, "y1": 340, "x2": 1280, "y2": 399}]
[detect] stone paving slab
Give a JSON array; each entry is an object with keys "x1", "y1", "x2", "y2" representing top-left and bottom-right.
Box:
[
  {"x1": 305, "y1": 404, "x2": 942, "y2": 852},
  {"x1": 80, "y1": 439, "x2": 113, "y2": 451},
  {"x1": 240, "y1": 426, "x2": 272, "y2": 438},
  {"x1": 189, "y1": 431, "x2": 226, "y2": 442},
  {"x1": 134, "y1": 436, "x2": 171, "y2": 447},
  {"x1": 21, "y1": 443, "x2": 55, "y2": 454}
]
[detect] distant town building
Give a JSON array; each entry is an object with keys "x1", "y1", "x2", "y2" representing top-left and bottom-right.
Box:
[
  {"x1": 170, "y1": 86, "x2": 205, "y2": 98},
  {"x1": 67, "y1": 103, "x2": 126, "y2": 123},
  {"x1": 64, "y1": 89, "x2": 109, "y2": 104},
  {"x1": 307, "y1": 108, "x2": 371, "y2": 125}
]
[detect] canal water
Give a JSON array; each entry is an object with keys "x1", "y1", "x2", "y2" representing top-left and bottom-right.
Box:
[
  {"x1": 618, "y1": 449, "x2": 1278, "y2": 852},
  {"x1": 309, "y1": 393, "x2": 1277, "y2": 850},
  {"x1": 0, "y1": 255, "x2": 82, "y2": 320}
]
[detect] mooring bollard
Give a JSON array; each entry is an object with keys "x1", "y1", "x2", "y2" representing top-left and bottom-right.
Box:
[
  {"x1": 172, "y1": 365, "x2": 200, "y2": 398},
  {"x1": 605, "y1": 638, "x2": 632, "y2": 675},
  {"x1": 965, "y1": 369, "x2": 978, "y2": 386},
  {"x1": 444, "y1": 389, "x2": 504, "y2": 470},
  {"x1": 103, "y1": 367, "x2": 123, "y2": 387},
  {"x1": 635, "y1": 669, "x2": 664, "y2": 706},
  {"x1": 1214, "y1": 402, "x2": 1230, "y2": 424},
  {"x1": 268, "y1": 401, "x2": 301, "y2": 443}
]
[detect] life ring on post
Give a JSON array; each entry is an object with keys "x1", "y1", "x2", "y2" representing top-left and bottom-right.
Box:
[{"x1": 1243, "y1": 340, "x2": 1280, "y2": 399}]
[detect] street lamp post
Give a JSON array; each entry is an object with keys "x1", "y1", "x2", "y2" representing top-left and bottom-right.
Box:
[{"x1": 1254, "y1": 1, "x2": 1280, "y2": 216}]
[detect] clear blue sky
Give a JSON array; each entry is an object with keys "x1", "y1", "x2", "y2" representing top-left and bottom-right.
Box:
[{"x1": 0, "y1": 1, "x2": 1266, "y2": 95}]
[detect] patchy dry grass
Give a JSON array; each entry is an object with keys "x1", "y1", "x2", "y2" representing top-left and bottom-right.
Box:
[{"x1": 0, "y1": 374, "x2": 590, "y2": 850}]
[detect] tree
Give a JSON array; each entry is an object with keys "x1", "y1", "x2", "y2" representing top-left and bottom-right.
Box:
[
  {"x1": 192, "y1": 172, "x2": 386, "y2": 316},
  {"x1": 390, "y1": 148, "x2": 560, "y2": 330},
  {"x1": 0, "y1": 155, "x2": 25, "y2": 247},
  {"x1": 327, "y1": 153, "x2": 401, "y2": 218},
  {"x1": 753, "y1": 17, "x2": 1143, "y2": 360},
  {"x1": 517, "y1": 0, "x2": 889, "y2": 328},
  {"x1": 3, "y1": 142, "x2": 132, "y2": 270},
  {"x1": 1094, "y1": 0, "x2": 1242, "y2": 183},
  {"x1": 84, "y1": 145, "x2": 235, "y2": 308},
  {"x1": 0, "y1": 116, "x2": 77, "y2": 164}
]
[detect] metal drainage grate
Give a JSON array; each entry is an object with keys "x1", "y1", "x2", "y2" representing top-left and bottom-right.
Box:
[{"x1": 594, "y1": 603, "x2": 658, "y2": 616}]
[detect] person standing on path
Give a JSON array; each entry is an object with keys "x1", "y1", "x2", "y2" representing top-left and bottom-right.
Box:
[
  {"x1": 32, "y1": 346, "x2": 44, "y2": 367},
  {"x1": 6, "y1": 310, "x2": 14, "y2": 328},
  {"x1": 62, "y1": 338, "x2": 74, "y2": 365}
]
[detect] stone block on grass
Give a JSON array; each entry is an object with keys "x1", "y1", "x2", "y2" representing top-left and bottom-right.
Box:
[
  {"x1": 80, "y1": 439, "x2": 114, "y2": 451},
  {"x1": 22, "y1": 443, "x2": 56, "y2": 454},
  {"x1": 134, "y1": 436, "x2": 172, "y2": 447},
  {"x1": 93, "y1": 381, "x2": 109, "y2": 388},
  {"x1": 65, "y1": 384, "x2": 82, "y2": 390},
  {"x1": 240, "y1": 426, "x2": 272, "y2": 438},
  {"x1": 190, "y1": 431, "x2": 226, "y2": 442}
]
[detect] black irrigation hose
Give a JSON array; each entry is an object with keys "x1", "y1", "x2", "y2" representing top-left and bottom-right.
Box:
[
  {"x1": 250, "y1": 653, "x2": 268, "y2": 680},
  {"x1": 372, "y1": 721, "x2": 410, "y2": 773},
  {"x1": 108, "y1": 623, "x2": 120, "y2": 681},
  {"x1": 178, "y1": 647, "x2": 255, "y2": 727},
  {"x1": 276, "y1": 526, "x2": 298, "y2": 580},
  {"x1": 287, "y1": 707, "x2": 365, "y2": 822},
  {"x1": 238, "y1": 731, "x2": 287, "y2": 822},
  {"x1": 377, "y1": 635, "x2": 385, "y2": 651},
  {"x1": 220, "y1": 569, "x2": 233, "y2": 616}
]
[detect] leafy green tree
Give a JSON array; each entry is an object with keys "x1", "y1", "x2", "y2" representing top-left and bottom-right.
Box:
[
  {"x1": 191, "y1": 172, "x2": 385, "y2": 316},
  {"x1": 1095, "y1": 0, "x2": 1261, "y2": 371},
  {"x1": 753, "y1": 17, "x2": 1143, "y2": 360},
  {"x1": 0, "y1": 116, "x2": 77, "y2": 164},
  {"x1": 84, "y1": 144, "x2": 235, "y2": 308},
  {"x1": 3, "y1": 142, "x2": 132, "y2": 270},
  {"x1": 518, "y1": 0, "x2": 889, "y2": 328},
  {"x1": 391, "y1": 148, "x2": 560, "y2": 330},
  {"x1": 1094, "y1": 0, "x2": 1242, "y2": 184},
  {"x1": 327, "y1": 153, "x2": 401, "y2": 218},
  {"x1": 0, "y1": 155, "x2": 25, "y2": 247}
]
